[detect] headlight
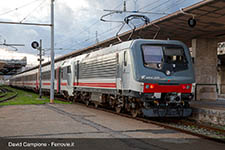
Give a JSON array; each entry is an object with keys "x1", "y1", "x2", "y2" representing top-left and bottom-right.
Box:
[
  {"x1": 145, "y1": 84, "x2": 155, "y2": 89},
  {"x1": 166, "y1": 70, "x2": 171, "y2": 76},
  {"x1": 186, "y1": 85, "x2": 190, "y2": 89}
]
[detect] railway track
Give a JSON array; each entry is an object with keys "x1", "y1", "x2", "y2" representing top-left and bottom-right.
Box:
[
  {"x1": 0, "y1": 87, "x2": 18, "y2": 103},
  {"x1": 95, "y1": 107, "x2": 225, "y2": 143},
  {"x1": 0, "y1": 88, "x2": 8, "y2": 98},
  {"x1": 151, "y1": 118, "x2": 225, "y2": 143},
  {"x1": 55, "y1": 97, "x2": 225, "y2": 144}
]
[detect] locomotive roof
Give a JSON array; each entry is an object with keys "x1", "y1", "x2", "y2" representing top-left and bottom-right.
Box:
[
  {"x1": 15, "y1": 39, "x2": 187, "y2": 75},
  {"x1": 15, "y1": 40, "x2": 134, "y2": 75}
]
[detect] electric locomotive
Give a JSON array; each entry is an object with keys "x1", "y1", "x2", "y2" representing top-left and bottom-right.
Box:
[{"x1": 72, "y1": 39, "x2": 195, "y2": 117}]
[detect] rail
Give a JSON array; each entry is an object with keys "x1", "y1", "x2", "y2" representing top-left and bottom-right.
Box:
[
  {"x1": 0, "y1": 87, "x2": 18, "y2": 103},
  {"x1": 0, "y1": 88, "x2": 7, "y2": 98}
]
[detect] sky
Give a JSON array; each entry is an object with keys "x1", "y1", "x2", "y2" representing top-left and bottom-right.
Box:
[{"x1": 0, "y1": 0, "x2": 202, "y2": 66}]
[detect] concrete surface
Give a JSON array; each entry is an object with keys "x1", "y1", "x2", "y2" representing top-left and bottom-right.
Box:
[{"x1": 0, "y1": 104, "x2": 224, "y2": 150}]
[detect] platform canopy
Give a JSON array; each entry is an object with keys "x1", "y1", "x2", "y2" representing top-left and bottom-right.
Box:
[
  {"x1": 55, "y1": 0, "x2": 225, "y2": 62},
  {"x1": 0, "y1": 61, "x2": 5, "y2": 69},
  {"x1": 0, "y1": 58, "x2": 27, "y2": 75}
]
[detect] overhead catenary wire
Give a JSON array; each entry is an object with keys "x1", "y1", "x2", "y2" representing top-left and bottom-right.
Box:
[
  {"x1": 138, "y1": 0, "x2": 169, "y2": 11},
  {"x1": 64, "y1": 0, "x2": 165, "y2": 51},
  {"x1": 65, "y1": 3, "x2": 144, "y2": 49},
  {"x1": 64, "y1": 23, "x2": 122, "y2": 51},
  {"x1": 159, "y1": 0, "x2": 186, "y2": 13},
  {"x1": 0, "y1": 0, "x2": 42, "y2": 17},
  {"x1": 99, "y1": 0, "x2": 187, "y2": 43},
  {"x1": 57, "y1": 0, "x2": 198, "y2": 56},
  {"x1": 20, "y1": 0, "x2": 47, "y2": 23},
  {"x1": 148, "y1": 0, "x2": 181, "y2": 11},
  {"x1": 145, "y1": 0, "x2": 171, "y2": 12},
  {"x1": 99, "y1": 0, "x2": 171, "y2": 42},
  {"x1": 54, "y1": 0, "x2": 130, "y2": 47},
  {"x1": 139, "y1": 0, "x2": 187, "y2": 21},
  {"x1": 54, "y1": 20, "x2": 100, "y2": 46},
  {"x1": 139, "y1": 0, "x2": 185, "y2": 14},
  {"x1": 0, "y1": 0, "x2": 198, "y2": 59}
]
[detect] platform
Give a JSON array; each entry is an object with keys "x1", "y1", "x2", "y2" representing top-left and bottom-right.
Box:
[
  {"x1": 190, "y1": 99, "x2": 225, "y2": 126},
  {"x1": 0, "y1": 104, "x2": 225, "y2": 150}
]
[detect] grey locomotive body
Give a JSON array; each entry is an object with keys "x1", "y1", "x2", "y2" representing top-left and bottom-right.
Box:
[{"x1": 73, "y1": 39, "x2": 195, "y2": 117}]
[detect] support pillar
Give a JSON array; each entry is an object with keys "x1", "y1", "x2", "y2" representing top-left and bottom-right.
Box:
[
  {"x1": 218, "y1": 66, "x2": 225, "y2": 94},
  {"x1": 192, "y1": 38, "x2": 218, "y2": 100}
]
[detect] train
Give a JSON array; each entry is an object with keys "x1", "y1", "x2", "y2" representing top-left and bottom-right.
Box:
[{"x1": 9, "y1": 39, "x2": 195, "y2": 117}]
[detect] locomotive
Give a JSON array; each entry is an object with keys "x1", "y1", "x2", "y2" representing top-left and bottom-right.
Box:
[{"x1": 9, "y1": 39, "x2": 195, "y2": 117}]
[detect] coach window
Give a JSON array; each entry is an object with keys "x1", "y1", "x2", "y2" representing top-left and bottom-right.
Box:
[
  {"x1": 62, "y1": 67, "x2": 68, "y2": 80},
  {"x1": 61, "y1": 68, "x2": 64, "y2": 79},
  {"x1": 46, "y1": 71, "x2": 50, "y2": 80},
  {"x1": 67, "y1": 66, "x2": 71, "y2": 74},
  {"x1": 42, "y1": 72, "x2": 46, "y2": 80},
  {"x1": 55, "y1": 70, "x2": 57, "y2": 79},
  {"x1": 67, "y1": 66, "x2": 71, "y2": 85},
  {"x1": 74, "y1": 65, "x2": 77, "y2": 76}
]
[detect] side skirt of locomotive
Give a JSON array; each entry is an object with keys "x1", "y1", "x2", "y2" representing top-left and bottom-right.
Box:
[{"x1": 72, "y1": 87, "x2": 192, "y2": 118}]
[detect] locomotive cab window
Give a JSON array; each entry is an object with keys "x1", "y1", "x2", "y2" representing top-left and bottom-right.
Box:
[
  {"x1": 142, "y1": 45, "x2": 163, "y2": 69},
  {"x1": 142, "y1": 45, "x2": 188, "y2": 71},
  {"x1": 164, "y1": 47, "x2": 186, "y2": 64}
]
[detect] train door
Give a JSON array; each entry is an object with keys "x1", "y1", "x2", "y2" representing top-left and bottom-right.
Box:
[
  {"x1": 66, "y1": 66, "x2": 71, "y2": 86},
  {"x1": 36, "y1": 72, "x2": 39, "y2": 90},
  {"x1": 66, "y1": 65, "x2": 74, "y2": 96},
  {"x1": 122, "y1": 50, "x2": 130, "y2": 89},
  {"x1": 57, "y1": 67, "x2": 61, "y2": 93},
  {"x1": 74, "y1": 61, "x2": 79, "y2": 86},
  {"x1": 116, "y1": 53, "x2": 122, "y2": 90}
]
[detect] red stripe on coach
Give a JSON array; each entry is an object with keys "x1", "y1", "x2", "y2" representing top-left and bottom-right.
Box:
[
  {"x1": 61, "y1": 82, "x2": 67, "y2": 86},
  {"x1": 74, "y1": 82, "x2": 116, "y2": 88},
  {"x1": 43, "y1": 83, "x2": 51, "y2": 86}
]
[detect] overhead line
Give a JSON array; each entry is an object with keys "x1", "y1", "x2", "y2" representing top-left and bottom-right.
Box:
[
  {"x1": 146, "y1": 0, "x2": 171, "y2": 12},
  {"x1": 67, "y1": 24, "x2": 122, "y2": 50},
  {"x1": 55, "y1": 0, "x2": 129, "y2": 46},
  {"x1": 161, "y1": 0, "x2": 188, "y2": 13},
  {"x1": 68, "y1": 0, "x2": 168, "y2": 50},
  {"x1": 57, "y1": 0, "x2": 190, "y2": 56},
  {"x1": 0, "y1": 0, "x2": 41, "y2": 17},
  {"x1": 54, "y1": 20, "x2": 99, "y2": 45},
  {"x1": 138, "y1": 0, "x2": 164, "y2": 11},
  {"x1": 20, "y1": 0, "x2": 47, "y2": 23}
]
